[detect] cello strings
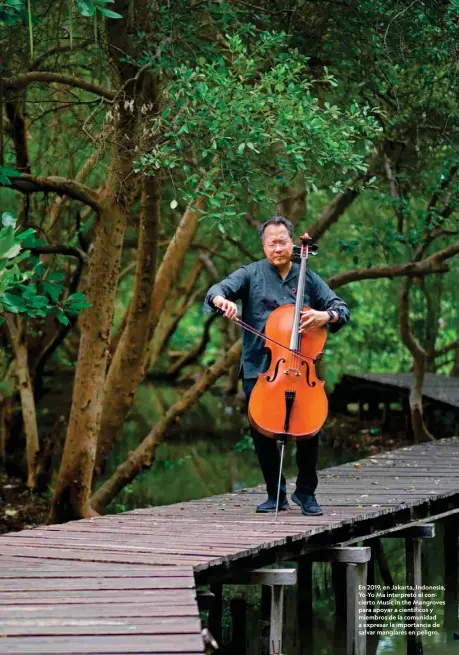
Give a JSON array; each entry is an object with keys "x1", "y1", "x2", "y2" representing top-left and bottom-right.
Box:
[{"x1": 231, "y1": 316, "x2": 317, "y2": 363}]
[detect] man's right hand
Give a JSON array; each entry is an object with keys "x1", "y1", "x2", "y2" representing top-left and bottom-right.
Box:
[{"x1": 213, "y1": 295, "x2": 238, "y2": 320}]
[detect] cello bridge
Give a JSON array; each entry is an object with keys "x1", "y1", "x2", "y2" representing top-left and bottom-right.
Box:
[{"x1": 283, "y1": 368, "x2": 301, "y2": 377}]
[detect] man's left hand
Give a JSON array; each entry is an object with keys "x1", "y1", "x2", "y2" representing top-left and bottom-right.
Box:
[{"x1": 299, "y1": 309, "x2": 330, "y2": 333}]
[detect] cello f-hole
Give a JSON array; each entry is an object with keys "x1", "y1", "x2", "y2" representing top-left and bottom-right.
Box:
[
  {"x1": 300, "y1": 360, "x2": 316, "y2": 388},
  {"x1": 266, "y1": 358, "x2": 286, "y2": 383}
]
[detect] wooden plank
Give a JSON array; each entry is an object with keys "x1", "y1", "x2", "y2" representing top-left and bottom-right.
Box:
[
  {"x1": 0, "y1": 605, "x2": 199, "y2": 619},
  {"x1": 1, "y1": 578, "x2": 196, "y2": 591},
  {"x1": 0, "y1": 617, "x2": 202, "y2": 636},
  {"x1": 0, "y1": 569, "x2": 194, "y2": 579},
  {"x1": 0, "y1": 635, "x2": 204, "y2": 653},
  {"x1": 0, "y1": 591, "x2": 197, "y2": 605}
]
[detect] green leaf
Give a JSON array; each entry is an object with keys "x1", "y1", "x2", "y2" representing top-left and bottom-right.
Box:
[
  {"x1": 3, "y1": 292, "x2": 26, "y2": 313},
  {"x1": 76, "y1": 0, "x2": 95, "y2": 17},
  {"x1": 0, "y1": 166, "x2": 21, "y2": 182},
  {"x1": 29, "y1": 295, "x2": 50, "y2": 308},
  {"x1": 97, "y1": 6, "x2": 122, "y2": 18},
  {"x1": 42, "y1": 282, "x2": 62, "y2": 303},
  {"x1": 56, "y1": 312, "x2": 70, "y2": 326},
  {"x1": 47, "y1": 272, "x2": 65, "y2": 282},
  {"x1": 16, "y1": 228, "x2": 35, "y2": 241}
]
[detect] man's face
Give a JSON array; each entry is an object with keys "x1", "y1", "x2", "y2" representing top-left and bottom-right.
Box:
[{"x1": 262, "y1": 224, "x2": 294, "y2": 268}]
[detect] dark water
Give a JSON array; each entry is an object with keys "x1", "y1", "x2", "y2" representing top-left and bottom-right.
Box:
[{"x1": 99, "y1": 383, "x2": 458, "y2": 655}]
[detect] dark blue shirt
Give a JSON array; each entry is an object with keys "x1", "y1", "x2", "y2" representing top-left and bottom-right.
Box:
[{"x1": 204, "y1": 259, "x2": 349, "y2": 379}]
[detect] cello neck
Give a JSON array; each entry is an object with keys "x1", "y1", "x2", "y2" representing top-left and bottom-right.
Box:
[{"x1": 289, "y1": 233, "x2": 314, "y2": 351}]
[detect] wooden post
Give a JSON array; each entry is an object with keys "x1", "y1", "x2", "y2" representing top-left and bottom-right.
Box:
[
  {"x1": 297, "y1": 557, "x2": 313, "y2": 655},
  {"x1": 261, "y1": 585, "x2": 272, "y2": 655},
  {"x1": 230, "y1": 597, "x2": 247, "y2": 655},
  {"x1": 347, "y1": 562, "x2": 367, "y2": 655},
  {"x1": 270, "y1": 585, "x2": 284, "y2": 655},
  {"x1": 443, "y1": 517, "x2": 459, "y2": 643},
  {"x1": 332, "y1": 562, "x2": 347, "y2": 655},
  {"x1": 405, "y1": 537, "x2": 423, "y2": 655},
  {"x1": 383, "y1": 523, "x2": 435, "y2": 655},
  {"x1": 310, "y1": 546, "x2": 371, "y2": 655},
  {"x1": 208, "y1": 583, "x2": 222, "y2": 644},
  {"x1": 222, "y1": 568, "x2": 296, "y2": 655}
]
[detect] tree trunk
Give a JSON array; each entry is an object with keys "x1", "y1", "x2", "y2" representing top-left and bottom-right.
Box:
[
  {"x1": 276, "y1": 179, "x2": 307, "y2": 223},
  {"x1": 148, "y1": 260, "x2": 203, "y2": 371},
  {"x1": 94, "y1": 175, "x2": 160, "y2": 477},
  {"x1": 50, "y1": 200, "x2": 127, "y2": 522},
  {"x1": 409, "y1": 357, "x2": 433, "y2": 442},
  {"x1": 451, "y1": 346, "x2": 459, "y2": 377},
  {"x1": 7, "y1": 317, "x2": 39, "y2": 488},
  {"x1": 50, "y1": 0, "x2": 151, "y2": 521},
  {"x1": 422, "y1": 275, "x2": 443, "y2": 372},
  {"x1": 398, "y1": 277, "x2": 435, "y2": 442},
  {"x1": 91, "y1": 340, "x2": 242, "y2": 512},
  {"x1": 94, "y1": 192, "x2": 207, "y2": 479}
]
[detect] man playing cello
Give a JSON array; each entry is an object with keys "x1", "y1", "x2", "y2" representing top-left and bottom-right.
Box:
[{"x1": 204, "y1": 216, "x2": 349, "y2": 515}]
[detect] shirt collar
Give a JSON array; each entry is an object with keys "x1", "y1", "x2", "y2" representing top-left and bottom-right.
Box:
[{"x1": 265, "y1": 259, "x2": 299, "y2": 282}]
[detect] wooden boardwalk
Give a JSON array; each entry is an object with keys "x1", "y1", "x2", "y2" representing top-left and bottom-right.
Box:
[
  {"x1": 1, "y1": 437, "x2": 459, "y2": 654},
  {"x1": 334, "y1": 372, "x2": 459, "y2": 409}
]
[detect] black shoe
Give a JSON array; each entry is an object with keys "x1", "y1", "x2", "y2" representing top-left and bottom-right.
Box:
[
  {"x1": 256, "y1": 496, "x2": 289, "y2": 513},
  {"x1": 292, "y1": 492, "x2": 323, "y2": 516}
]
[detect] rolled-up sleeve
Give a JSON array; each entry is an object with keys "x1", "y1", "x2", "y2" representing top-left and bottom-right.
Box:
[
  {"x1": 203, "y1": 266, "x2": 250, "y2": 314},
  {"x1": 310, "y1": 272, "x2": 350, "y2": 334}
]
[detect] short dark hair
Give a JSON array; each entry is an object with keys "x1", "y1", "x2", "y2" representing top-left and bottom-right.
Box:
[{"x1": 259, "y1": 216, "x2": 294, "y2": 241}]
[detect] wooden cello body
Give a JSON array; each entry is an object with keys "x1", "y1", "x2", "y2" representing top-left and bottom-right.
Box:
[{"x1": 248, "y1": 234, "x2": 328, "y2": 439}]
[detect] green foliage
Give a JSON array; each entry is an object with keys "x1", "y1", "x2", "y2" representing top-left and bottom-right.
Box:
[
  {"x1": 75, "y1": 0, "x2": 121, "y2": 19},
  {"x1": 0, "y1": 166, "x2": 22, "y2": 186},
  {"x1": 0, "y1": 0, "x2": 25, "y2": 26},
  {"x1": 0, "y1": 213, "x2": 90, "y2": 325},
  {"x1": 137, "y1": 29, "x2": 382, "y2": 229}
]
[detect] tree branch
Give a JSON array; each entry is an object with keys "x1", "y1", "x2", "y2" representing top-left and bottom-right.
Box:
[
  {"x1": 3, "y1": 174, "x2": 100, "y2": 211},
  {"x1": 30, "y1": 40, "x2": 93, "y2": 70},
  {"x1": 3, "y1": 72, "x2": 116, "y2": 101},
  {"x1": 327, "y1": 239, "x2": 459, "y2": 289},
  {"x1": 28, "y1": 245, "x2": 88, "y2": 263}
]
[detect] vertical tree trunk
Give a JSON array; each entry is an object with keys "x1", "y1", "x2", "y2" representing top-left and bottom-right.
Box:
[
  {"x1": 7, "y1": 317, "x2": 39, "y2": 488},
  {"x1": 148, "y1": 261, "x2": 204, "y2": 371},
  {"x1": 50, "y1": 0, "x2": 151, "y2": 521},
  {"x1": 94, "y1": 175, "x2": 160, "y2": 477},
  {"x1": 398, "y1": 277, "x2": 434, "y2": 442},
  {"x1": 94, "y1": 192, "x2": 207, "y2": 478},
  {"x1": 50, "y1": 198, "x2": 127, "y2": 522}
]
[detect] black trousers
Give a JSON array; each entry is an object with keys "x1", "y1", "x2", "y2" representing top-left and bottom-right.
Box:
[{"x1": 243, "y1": 378, "x2": 319, "y2": 498}]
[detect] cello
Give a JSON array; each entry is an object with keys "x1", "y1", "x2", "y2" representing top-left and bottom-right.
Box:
[{"x1": 248, "y1": 232, "x2": 328, "y2": 440}]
